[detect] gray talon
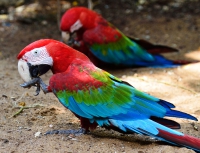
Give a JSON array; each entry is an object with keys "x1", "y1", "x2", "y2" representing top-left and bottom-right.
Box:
[
  {"x1": 20, "y1": 77, "x2": 49, "y2": 96},
  {"x1": 35, "y1": 84, "x2": 40, "y2": 96}
]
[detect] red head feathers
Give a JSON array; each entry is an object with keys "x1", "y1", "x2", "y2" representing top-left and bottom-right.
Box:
[
  {"x1": 17, "y1": 39, "x2": 91, "y2": 74},
  {"x1": 60, "y1": 7, "x2": 99, "y2": 32}
]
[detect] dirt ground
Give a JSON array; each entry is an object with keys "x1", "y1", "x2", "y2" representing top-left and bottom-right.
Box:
[{"x1": 0, "y1": 1, "x2": 200, "y2": 153}]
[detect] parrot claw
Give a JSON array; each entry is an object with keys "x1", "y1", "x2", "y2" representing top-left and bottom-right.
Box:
[
  {"x1": 20, "y1": 77, "x2": 49, "y2": 96},
  {"x1": 44, "y1": 128, "x2": 86, "y2": 136},
  {"x1": 67, "y1": 33, "x2": 81, "y2": 47},
  {"x1": 67, "y1": 39, "x2": 74, "y2": 46},
  {"x1": 34, "y1": 83, "x2": 40, "y2": 96},
  {"x1": 20, "y1": 77, "x2": 39, "y2": 88},
  {"x1": 74, "y1": 40, "x2": 81, "y2": 47}
]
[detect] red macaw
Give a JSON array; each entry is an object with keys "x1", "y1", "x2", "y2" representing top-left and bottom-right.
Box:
[
  {"x1": 17, "y1": 39, "x2": 200, "y2": 152},
  {"x1": 60, "y1": 7, "x2": 191, "y2": 68}
]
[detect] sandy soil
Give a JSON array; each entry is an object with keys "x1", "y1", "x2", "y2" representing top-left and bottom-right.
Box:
[{"x1": 0, "y1": 1, "x2": 200, "y2": 153}]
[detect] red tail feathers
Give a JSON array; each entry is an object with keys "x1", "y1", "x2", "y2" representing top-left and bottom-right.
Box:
[{"x1": 158, "y1": 129, "x2": 200, "y2": 151}]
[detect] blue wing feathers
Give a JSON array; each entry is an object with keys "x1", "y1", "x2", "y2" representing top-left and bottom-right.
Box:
[
  {"x1": 109, "y1": 118, "x2": 183, "y2": 136},
  {"x1": 166, "y1": 110, "x2": 197, "y2": 121},
  {"x1": 158, "y1": 100, "x2": 175, "y2": 108},
  {"x1": 68, "y1": 96, "x2": 93, "y2": 118}
]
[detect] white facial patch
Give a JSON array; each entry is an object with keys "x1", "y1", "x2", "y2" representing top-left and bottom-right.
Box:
[
  {"x1": 70, "y1": 20, "x2": 83, "y2": 33},
  {"x1": 18, "y1": 59, "x2": 32, "y2": 82},
  {"x1": 22, "y1": 46, "x2": 53, "y2": 66}
]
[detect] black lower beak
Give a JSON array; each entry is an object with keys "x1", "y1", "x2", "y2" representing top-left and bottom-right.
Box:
[
  {"x1": 27, "y1": 63, "x2": 51, "y2": 78},
  {"x1": 67, "y1": 32, "x2": 75, "y2": 46}
]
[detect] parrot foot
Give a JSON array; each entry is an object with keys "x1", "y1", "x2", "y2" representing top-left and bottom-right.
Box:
[
  {"x1": 20, "y1": 77, "x2": 49, "y2": 96},
  {"x1": 67, "y1": 40, "x2": 80, "y2": 47},
  {"x1": 73, "y1": 40, "x2": 81, "y2": 47},
  {"x1": 44, "y1": 128, "x2": 86, "y2": 136}
]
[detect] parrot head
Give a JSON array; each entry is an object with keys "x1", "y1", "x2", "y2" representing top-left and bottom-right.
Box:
[
  {"x1": 17, "y1": 39, "x2": 54, "y2": 82},
  {"x1": 60, "y1": 7, "x2": 98, "y2": 43},
  {"x1": 17, "y1": 39, "x2": 89, "y2": 83}
]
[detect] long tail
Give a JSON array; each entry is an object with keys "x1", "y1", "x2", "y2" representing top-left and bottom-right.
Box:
[
  {"x1": 130, "y1": 54, "x2": 194, "y2": 68},
  {"x1": 128, "y1": 36, "x2": 196, "y2": 67},
  {"x1": 144, "y1": 54, "x2": 194, "y2": 68},
  {"x1": 128, "y1": 36, "x2": 179, "y2": 54},
  {"x1": 109, "y1": 118, "x2": 200, "y2": 152},
  {"x1": 158, "y1": 129, "x2": 200, "y2": 151}
]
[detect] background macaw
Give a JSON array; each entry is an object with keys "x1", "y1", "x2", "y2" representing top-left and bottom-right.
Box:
[
  {"x1": 60, "y1": 7, "x2": 191, "y2": 68},
  {"x1": 17, "y1": 39, "x2": 200, "y2": 152}
]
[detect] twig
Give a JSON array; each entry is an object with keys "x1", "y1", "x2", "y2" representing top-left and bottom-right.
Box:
[
  {"x1": 57, "y1": 0, "x2": 61, "y2": 30},
  {"x1": 14, "y1": 92, "x2": 26, "y2": 106},
  {"x1": 88, "y1": 0, "x2": 99, "y2": 10},
  {"x1": 9, "y1": 104, "x2": 45, "y2": 118},
  {"x1": 88, "y1": 0, "x2": 93, "y2": 10},
  {"x1": 8, "y1": 106, "x2": 24, "y2": 118},
  {"x1": 191, "y1": 122, "x2": 198, "y2": 131}
]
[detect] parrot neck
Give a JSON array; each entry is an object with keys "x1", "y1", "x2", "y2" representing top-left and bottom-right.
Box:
[{"x1": 46, "y1": 44, "x2": 90, "y2": 74}]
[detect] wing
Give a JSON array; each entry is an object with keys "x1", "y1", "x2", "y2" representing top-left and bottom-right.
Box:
[
  {"x1": 49, "y1": 60, "x2": 196, "y2": 123},
  {"x1": 82, "y1": 20, "x2": 155, "y2": 66},
  {"x1": 48, "y1": 60, "x2": 200, "y2": 151}
]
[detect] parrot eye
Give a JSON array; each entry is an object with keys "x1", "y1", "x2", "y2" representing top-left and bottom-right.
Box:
[{"x1": 31, "y1": 49, "x2": 41, "y2": 57}]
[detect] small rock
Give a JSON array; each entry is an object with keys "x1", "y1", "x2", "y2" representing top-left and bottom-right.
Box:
[
  {"x1": 2, "y1": 95, "x2": 7, "y2": 98},
  {"x1": 10, "y1": 97, "x2": 16, "y2": 101},
  {"x1": 41, "y1": 20, "x2": 47, "y2": 25},
  {"x1": 122, "y1": 75, "x2": 126, "y2": 79},
  {"x1": 139, "y1": 0, "x2": 146, "y2": 5},
  {"x1": 163, "y1": 6, "x2": 169, "y2": 11},
  {"x1": 34, "y1": 131, "x2": 42, "y2": 137},
  {"x1": 167, "y1": 71, "x2": 174, "y2": 75},
  {"x1": 145, "y1": 35, "x2": 150, "y2": 40},
  {"x1": 3, "y1": 139, "x2": 9, "y2": 143}
]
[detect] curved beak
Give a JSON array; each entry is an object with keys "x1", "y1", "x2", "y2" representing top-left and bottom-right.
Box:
[
  {"x1": 61, "y1": 31, "x2": 75, "y2": 46},
  {"x1": 18, "y1": 59, "x2": 51, "y2": 82},
  {"x1": 61, "y1": 31, "x2": 70, "y2": 44}
]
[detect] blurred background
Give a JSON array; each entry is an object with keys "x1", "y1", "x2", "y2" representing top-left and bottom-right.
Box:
[{"x1": 0, "y1": 0, "x2": 199, "y2": 60}]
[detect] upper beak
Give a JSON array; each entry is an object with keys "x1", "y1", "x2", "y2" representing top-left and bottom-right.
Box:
[
  {"x1": 61, "y1": 31, "x2": 75, "y2": 46},
  {"x1": 61, "y1": 31, "x2": 70, "y2": 44},
  {"x1": 18, "y1": 59, "x2": 51, "y2": 82}
]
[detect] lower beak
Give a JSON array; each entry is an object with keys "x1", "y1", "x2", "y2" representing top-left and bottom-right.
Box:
[
  {"x1": 18, "y1": 59, "x2": 51, "y2": 82},
  {"x1": 27, "y1": 63, "x2": 51, "y2": 78}
]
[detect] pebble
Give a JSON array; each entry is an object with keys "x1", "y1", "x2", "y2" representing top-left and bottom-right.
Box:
[
  {"x1": 3, "y1": 139, "x2": 9, "y2": 143},
  {"x1": 49, "y1": 124, "x2": 53, "y2": 128},
  {"x1": 163, "y1": 6, "x2": 169, "y2": 11},
  {"x1": 145, "y1": 35, "x2": 150, "y2": 40},
  {"x1": 167, "y1": 71, "x2": 174, "y2": 75},
  {"x1": 122, "y1": 75, "x2": 126, "y2": 79},
  {"x1": 34, "y1": 131, "x2": 42, "y2": 137}
]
